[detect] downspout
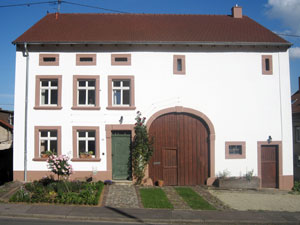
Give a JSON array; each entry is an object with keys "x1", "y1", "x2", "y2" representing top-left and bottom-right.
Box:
[
  {"x1": 23, "y1": 43, "x2": 29, "y2": 182},
  {"x1": 277, "y1": 53, "x2": 283, "y2": 142}
]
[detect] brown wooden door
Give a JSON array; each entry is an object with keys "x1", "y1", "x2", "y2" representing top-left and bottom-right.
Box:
[
  {"x1": 261, "y1": 145, "x2": 278, "y2": 188},
  {"x1": 149, "y1": 113, "x2": 209, "y2": 186}
]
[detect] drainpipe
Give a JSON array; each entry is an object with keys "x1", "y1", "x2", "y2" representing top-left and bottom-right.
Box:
[{"x1": 23, "y1": 43, "x2": 29, "y2": 182}]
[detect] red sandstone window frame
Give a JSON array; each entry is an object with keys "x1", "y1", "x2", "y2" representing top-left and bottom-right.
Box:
[
  {"x1": 34, "y1": 75, "x2": 62, "y2": 110},
  {"x1": 33, "y1": 126, "x2": 62, "y2": 161},
  {"x1": 107, "y1": 75, "x2": 135, "y2": 110},
  {"x1": 76, "y1": 54, "x2": 97, "y2": 66},
  {"x1": 173, "y1": 55, "x2": 186, "y2": 75},
  {"x1": 72, "y1": 126, "x2": 100, "y2": 162},
  {"x1": 39, "y1": 54, "x2": 59, "y2": 66},
  {"x1": 72, "y1": 75, "x2": 100, "y2": 110},
  {"x1": 262, "y1": 55, "x2": 273, "y2": 75},
  {"x1": 225, "y1": 141, "x2": 246, "y2": 159},
  {"x1": 111, "y1": 54, "x2": 131, "y2": 66}
]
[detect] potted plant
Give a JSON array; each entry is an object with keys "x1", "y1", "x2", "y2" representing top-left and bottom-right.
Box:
[
  {"x1": 79, "y1": 151, "x2": 93, "y2": 159},
  {"x1": 158, "y1": 180, "x2": 164, "y2": 187},
  {"x1": 40, "y1": 150, "x2": 53, "y2": 158}
]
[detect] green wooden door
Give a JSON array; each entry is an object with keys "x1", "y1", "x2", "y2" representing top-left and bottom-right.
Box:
[{"x1": 112, "y1": 131, "x2": 132, "y2": 180}]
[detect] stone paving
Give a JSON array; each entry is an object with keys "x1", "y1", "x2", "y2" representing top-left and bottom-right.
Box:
[
  {"x1": 104, "y1": 184, "x2": 139, "y2": 208},
  {"x1": 162, "y1": 186, "x2": 191, "y2": 210}
]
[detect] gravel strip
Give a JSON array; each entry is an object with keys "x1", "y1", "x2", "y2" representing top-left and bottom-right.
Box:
[
  {"x1": 104, "y1": 185, "x2": 139, "y2": 208},
  {"x1": 162, "y1": 186, "x2": 191, "y2": 210}
]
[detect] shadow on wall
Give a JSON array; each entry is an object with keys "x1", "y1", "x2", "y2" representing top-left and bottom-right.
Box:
[{"x1": 0, "y1": 148, "x2": 13, "y2": 185}]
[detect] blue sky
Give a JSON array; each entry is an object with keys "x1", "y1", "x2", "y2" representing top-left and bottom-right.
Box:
[{"x1": 1, "y1": 0, "x2": 300, "y2": 111}]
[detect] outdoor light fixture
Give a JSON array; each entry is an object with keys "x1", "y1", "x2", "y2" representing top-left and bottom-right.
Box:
[
  {"x1": 267, "y1": 136, "x2": 272, "y2": 144},
  {"x1": 119, "y1": 116, "x2": 123, "y2": 124}
]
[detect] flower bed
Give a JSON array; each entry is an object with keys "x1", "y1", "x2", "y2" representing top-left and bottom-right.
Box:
[{"x1": 9, "y1": 177, "x2": 104, "y2": 205}]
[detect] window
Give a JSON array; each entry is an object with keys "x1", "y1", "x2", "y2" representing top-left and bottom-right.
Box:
[
  {"x1": 72, "y1": 126, "x2": 100, "y2": 161},
  {"x1": 173, "y1": 55, "x2": 186, "y2": 75},
  {"x1": 76, "y1": 54, "x2": 96, "y2": 66},
  {"x1": 34, "y1": 75, "x2": 62, "y2": 110},
  {"x1": 296, "y1": 127, "x2": 300, "y2": 143},
  {"x1": 34, "y1": 126, "x2": 61, "y2": 161},
  {"x1": 262, "y1": 55, "x2": 273, "y2": 75},
  {"x1": 39, "y1": 54, "x2": 59, "y2": 66},
  {"x1": 225, "y1": 141, "x2": 246, "y2": 159},
  {"x1": 72, "y1": 75, "x2": 100, "y2": 110},
  {"x1": 111, "y1": 54, "x2": 131, "y2": 65},
  {"x1": 107, "y1": 76, "x2": 135, "y2": 110}
]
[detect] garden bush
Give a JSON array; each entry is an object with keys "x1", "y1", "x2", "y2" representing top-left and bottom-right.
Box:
[{"x1": 292, "y1": 181, "x2": 300, "y2": 192}]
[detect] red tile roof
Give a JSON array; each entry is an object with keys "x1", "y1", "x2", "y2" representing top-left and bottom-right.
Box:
[
  {"x1": 13, "y1": 13, "x2": 290, "y2": 46},
  {"x1": 0, "y1": 120, "x2": 13, "y2": 130}
]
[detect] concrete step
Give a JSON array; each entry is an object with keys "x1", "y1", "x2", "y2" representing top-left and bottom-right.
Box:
[{"x1": 112, "y1": 180, "x2": 133, "y2": 186}]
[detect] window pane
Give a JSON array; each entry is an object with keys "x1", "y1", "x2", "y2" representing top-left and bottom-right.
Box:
[
  {"x1": 51, "y1": 80, "x2": 58, "y2": 87},
  {"x1": 88, "y1": 141, "x2": 95, "y2": 155},
  {"x1": 123, "y1": 90, "x2": 130, "y2": 105},
  {"x1": 51, "y1": 89, "x2": 58, "y2": 104},
  {"x1": 88, "y1": 90, "x2": 95, "y2": 105},
  {"x1": 265, "y1": 58, "x2": 270, "y2": 71},
  {"x1": 43, "y1": 57, "x2": 56, "y2": 62},
  {"x1": 113, "y1": 81, "x2": 120, "y2": 87},
  {"x1": 78, "y1": 81, "x2": 86, "y2": 87},
  {"x1": 229, "y1": 145, "x2": 242, "y2": 155},
  {"x1": 50, "y1": 140, "x2": 57, "y2": 154},
  {"x1": 78, "y1": 90, "x2": 86, "y2": 105},
  {"x1": 50, "y1": 130, "x2": 57, "y2": 137},
  {"x1": 123, "y1": 80, "x2": 130, "y2": 87},
  {"x1": 88, "y1": 80, "x2": 95, "y2": 87},
  {"x1": 113, "y1": 90, "x2": 121, "y2": 105},
  {"x1": 40, "y1": 140, "x2": 47, "y2": 152},
  {"x1": 41, "y1": 89, "x2": 49, "y2": 104},
  {"x1": 88, "y1": 131, "x2": 95, "y2": 137},
  {"x1": 80, "y1": 57, "x2": 93, "y2": 62},
  {"x1": 41, "y1": 81, "x2": 49, "y2": 87},
  {"x1": 79, "y1": 141, "x2": 86, "y2": 154},
  {"x1": 40, "y1": 131, "x2": 48, "y2": 137},
  {"x1": 115, "y1": 57, "x2": 127, "y2": 62},
  {"x1": 177, "y1": 58, "x2": 182, "y2": 71},
  {"x1": 78, "y1": 131, "x2": 86, "y2": 137}
]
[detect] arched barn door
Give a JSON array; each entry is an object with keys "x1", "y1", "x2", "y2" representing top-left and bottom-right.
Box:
[{"x1": 149, "y1": 113, "x2": 210, "y2": 186}]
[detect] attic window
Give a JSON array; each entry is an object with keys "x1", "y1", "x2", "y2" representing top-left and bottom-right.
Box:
[
  {"x1": 111, "y1": 54, "x2": 131, "y2": 66},
  {"x1": 262, "y1": 55, "x2": 273, "y2": 75},
  {"x1": 76, "y1": 54, "x2": 96, "y2": 66},
  {"x1": 39, "y1": 54, "x2": 59, "y2": 66},
  {"x1": 173, "y1": 55, "x2": 186, "y2": 75}
]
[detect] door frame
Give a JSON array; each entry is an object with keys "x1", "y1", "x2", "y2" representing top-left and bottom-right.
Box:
[
  {"x1": 257, "y1": 141, "x2": 282, "y2": 189},
  {"x1": 106, "y1": 125, "x2": 135, "y2": 180}
]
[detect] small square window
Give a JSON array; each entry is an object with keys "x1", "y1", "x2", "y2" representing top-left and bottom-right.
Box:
[
  {"x1": 34, "y1": 75, "x2": 62, "y2": 110},
  {"x1": 72, "y1": 127, "x2": 100, "y2": 161},
  {"x1": 39, "y1": 54, "x2": 59, "y2": 66},
  {"x1": 173, "y1": 55, "x2": 186, "y2": 75},
  {"x1": 262, "y1": 55, "x2": 273, "y2": 75},
  {"x1": 111, "y1": 54, "x2": 131, "y2": 65},
  {"x1": 76, "y1": 54, "x2": 96, "y2": 66},
  {"x1": 72, "y1": 75, "x2": 100, "y2": 110},
  {"x1": 225, "y1": 142, "x2": 246, "y2": 159}
]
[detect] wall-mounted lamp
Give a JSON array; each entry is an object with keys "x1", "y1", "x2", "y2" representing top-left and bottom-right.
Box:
[
  {"x1": 119, "y1": 116, "x2": 123, "y2": 124},
  {"x1": 267, "y1": 135, "x2": 272, "y2": 144}
]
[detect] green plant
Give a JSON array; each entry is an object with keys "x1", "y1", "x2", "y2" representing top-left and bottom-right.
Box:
[
  {"x1": 292, "y1": 181, "x2": 300, "y2": 192},
  {"x1": 217, "y1": 169, "x2": 231, "y2": 178},
  {"x1": 131, "y1": 111, "x2": 154, "y2": 184},
  {"x1": 140, "y1": 188, "x2": 173, "y2": 209},
  {"x1": 175, "y1": 187, "x2": 215, "y2": 210},
  {"x1": 41, "y1": 150, "x2": 53, "y2": 157},
  {"x1": 245, "y1": 169, "x2": 254, "y2": 181},
  {"x1": 47, "y1": 155, "x2": 73, "y2": 180}
]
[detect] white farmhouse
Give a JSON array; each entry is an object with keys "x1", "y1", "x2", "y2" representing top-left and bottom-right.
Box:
[{"x1": 13, "y1": 6, "x2": 293, "y2": 189}]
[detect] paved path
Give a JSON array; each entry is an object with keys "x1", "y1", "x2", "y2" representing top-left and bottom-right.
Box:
[
  {"x1": 104, "y1": 185, "x2": 139, "y2": 208},
  {"x1": 209, "y1": 189, "x2": 300, "y2": 212},
  {"x1": 162, "y1": 186, "x2": 190, "y2": 210}
]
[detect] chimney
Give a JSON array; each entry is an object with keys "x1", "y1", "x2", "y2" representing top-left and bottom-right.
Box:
[{"x1": 232, "y1": 4, "x2": 242, "y2": 18}]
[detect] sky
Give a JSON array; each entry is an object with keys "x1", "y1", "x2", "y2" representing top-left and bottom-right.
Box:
[{"x1": 0, "y1": 0, "x2": 300, "y2": 111}]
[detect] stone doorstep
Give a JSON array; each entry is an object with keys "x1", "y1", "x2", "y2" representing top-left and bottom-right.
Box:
[{"x1": 112, "y1": 180, "x2": 133, "y2": 186}]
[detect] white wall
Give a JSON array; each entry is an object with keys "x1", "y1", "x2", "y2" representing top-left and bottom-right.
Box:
[{"x1": 13, "y1": 46, "x2": 293, "y2": 178}]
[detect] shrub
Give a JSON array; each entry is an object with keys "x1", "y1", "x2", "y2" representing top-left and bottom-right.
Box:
[{"x1": 292, "y1": 181, "x2": 300, "y2": 192}]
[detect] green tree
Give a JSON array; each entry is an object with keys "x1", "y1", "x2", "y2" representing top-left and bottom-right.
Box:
[{"x1": 132, "y1": 111, "x2": 154, "y2": 185}]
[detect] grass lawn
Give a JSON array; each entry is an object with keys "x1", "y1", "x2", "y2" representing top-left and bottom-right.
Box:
[
  {"x1": 140, "y1": 188, "x2": 173, "y2": 209},
  {"x1": 175, "y1": 187, "x2": 216, "y2": 210}
]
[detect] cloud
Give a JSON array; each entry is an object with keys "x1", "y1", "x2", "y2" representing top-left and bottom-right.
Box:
[
  {"x1": 266, "y1": 0, "x2": 300, "y2": 35},
  {"x1": 290, "y1": 47, "x2": 300, "y2": 59}
]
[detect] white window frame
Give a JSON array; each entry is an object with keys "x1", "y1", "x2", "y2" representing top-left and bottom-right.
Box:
[
  {"x1": 39, "y1": 130, "x2": 58, "y2": 155},
  {"x1": 77, "y1": 131, "x2": 96, "y2": 157},
  {"x1": 77, "y1": 80, "x2": 96, "y2": 106},
  {"x1": 40, "y1": 80, "x2": 58, "y2": 106},
  {"x1": 112, "y1": 80, "x2": 130, "y2": 106}
]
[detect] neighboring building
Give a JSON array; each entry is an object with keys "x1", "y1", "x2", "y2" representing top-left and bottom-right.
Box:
[
  {"x1": 292, "y1": 78, "x2": 300, "y2": 181},
  {"x1": 13, "y1": 6, "x2": 294, "y2": 189}
]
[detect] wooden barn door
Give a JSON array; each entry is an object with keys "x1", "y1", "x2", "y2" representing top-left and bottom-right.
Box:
[
  {"x1": 261, "y1": 145, "x2": 279, "y2": 188},
  {"x1": 149, "y1": 113, "x2": 209, "y2": 186}
]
